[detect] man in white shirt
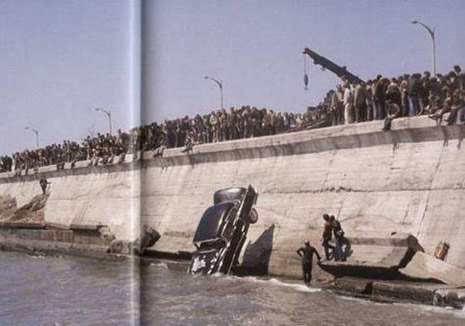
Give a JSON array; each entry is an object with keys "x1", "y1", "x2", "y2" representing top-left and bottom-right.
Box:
[{"x1": 343, "y1": 81, "x2": 354, "y2": 124}]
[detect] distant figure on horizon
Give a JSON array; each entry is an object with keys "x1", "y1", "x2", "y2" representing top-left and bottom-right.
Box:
[
  {"x1": 39, "y1": 177, "x2": 51, "y2": 195},
  {"x1": 296, "y1": 240, "x2": 321, "y2": 285}
]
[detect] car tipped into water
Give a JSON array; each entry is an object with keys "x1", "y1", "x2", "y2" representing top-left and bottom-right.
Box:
[{"x1": 189, "y1": 185, "x2": 259, "y2": 275}]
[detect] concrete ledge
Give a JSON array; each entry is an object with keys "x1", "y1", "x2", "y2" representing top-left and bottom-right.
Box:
[
  {"x1": 151, "y1": 122, "x2": 465, "y2": 168},
  {"x1": 333, "y1": 277, "x2": 373, "y2": 295},
  {"x1": 0, "y1": 222, "x2": 46, "y2": 229},
  {"x1": 0, "y1": 229, "x2": 74, "y2": 243},
  {"x1": 319, "y1": 232, "x2": 420, "y2": 279},
  {"x1": 400, "y1": 251, "x2": 465, "y2": 285},
  {"x1": 1, "y1": 116, "x2": 464, "y2": 183},
  {"x1": 45, "y1": 223, "x2": 70, "y2": 230},
  {"x1": 70, "y1": 224, "x2": 106, "y2": 231},
  {"x1": 330, "y1": 277, "x2": 465, "y2": 308},
  {"x1": 372, "y1": 281, "x2": 438, "y2": 304},
  {"x1": 0, "y1": 241, "x2": 129, "y2": 262},
  {"x1": 347, "y1": 232, "x2": 422, "y2": 249}
]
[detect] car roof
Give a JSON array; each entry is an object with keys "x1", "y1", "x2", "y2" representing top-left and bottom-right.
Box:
[{"x1": 193, "y1": 202, "x2": 235, "y2": 243}]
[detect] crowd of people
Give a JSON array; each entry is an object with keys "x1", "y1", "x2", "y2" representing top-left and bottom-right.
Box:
[
  {"x1": 1, "y1": 65, "x2": 464, "y2": 175},
  {"x1": 321, "y1": 65, "x2": 465, "y2": 130},
  {"x1": 0, "y1": 107, "x2": 325, "y2": 175}
]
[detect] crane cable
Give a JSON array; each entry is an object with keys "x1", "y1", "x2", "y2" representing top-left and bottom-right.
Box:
[{"x1": 303, "y1": 54, "x2": 309, "y2": 91}]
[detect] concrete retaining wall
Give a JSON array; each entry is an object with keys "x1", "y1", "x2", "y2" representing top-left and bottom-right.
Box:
[
  {"x1": 0, "y1": 163, "x2": 141, "y2": 242},
  {"x1": 1, "y1": 117, "x2": 464, "y2": 278}
]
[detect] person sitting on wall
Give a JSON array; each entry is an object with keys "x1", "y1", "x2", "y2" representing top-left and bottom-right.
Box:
[
  {"x1": 445, "y1": 89, "x2": 465, "y2": 125},
  {"x1": 321, "y1": 214, "x2": 335, "y2": 260},
  {"x1": 39, "y1": 177, "x2": 51, "y2": 195},
  {"x1": 296, "y1": 240, "x2": 321, "y2": 285},
  {"x1": 429, "y1": 97, "x2": 451, "y2": 124},
  {"x1": 181, "y1": 132, "x2": 194, "y2": 154},
  {"x1": 153, "y1": 144, "x2": 166, "y2": 158},
  {"x1": 383, "y1": 99, "x2": 401, "y2": 131}
]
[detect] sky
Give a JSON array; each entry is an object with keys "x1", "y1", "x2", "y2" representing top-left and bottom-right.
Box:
[
  {"x1": 1, "y1": 0, "x2": 465, "y2": 155},
  {"x1": 0, "y1": 0, "x2": 137, "y2": 155}
]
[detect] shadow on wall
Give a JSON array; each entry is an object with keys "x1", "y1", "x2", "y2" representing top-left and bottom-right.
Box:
[{"x1": 237, "y1": 224, "x2": 275, "y2": 275}]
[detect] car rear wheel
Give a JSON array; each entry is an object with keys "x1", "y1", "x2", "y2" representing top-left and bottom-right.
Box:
[{"x1": 247, "y1": 208, "x2": 258, "y2": 224}]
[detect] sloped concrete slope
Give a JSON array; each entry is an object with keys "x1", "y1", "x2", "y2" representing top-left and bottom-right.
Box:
[{"x1": 0, "y1": 117, "x2": 464, "y2": 279}]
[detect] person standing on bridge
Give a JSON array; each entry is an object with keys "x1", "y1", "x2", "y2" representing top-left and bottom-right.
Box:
[
  {"x1": 343, "y1": 81, "x2": 354, "y2": 124},
  {"x1": 296, "y1": 240, "x2": 321, "y2": 285}
]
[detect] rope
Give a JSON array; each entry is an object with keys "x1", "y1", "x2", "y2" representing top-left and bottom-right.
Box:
[{"x1": 303, "y1": 54, "x2": 309, "y2": 91}]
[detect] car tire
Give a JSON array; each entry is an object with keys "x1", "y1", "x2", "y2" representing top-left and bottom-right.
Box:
[
  {"x1": 247, "y1": 208, "x2": 258, "y2": 224},
  {"x1": 214, "y1": 187, "x2": 247, "y2": 205}
]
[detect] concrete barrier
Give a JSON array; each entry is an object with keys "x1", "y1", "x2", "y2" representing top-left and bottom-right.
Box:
[
  {"x1": 319, "y1": 232, "x2": 422, "y2": 279},
  {"x1": 400, "y1": 251, "x2": 465, "y2": 285}
]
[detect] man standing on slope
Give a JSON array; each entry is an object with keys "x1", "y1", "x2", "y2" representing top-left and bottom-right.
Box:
[
  {"x1": 296, "y1": 240, "x2": 321, "y2": 285},
  {"x1": 321, "y1": 214, "x2": 335, "y2": 260},
  {"x1": 39, "y1": 177, "x2": 51, "y2": 195},
  {"x1": 330, "y1": 215, "x2": 345, "y2": 261}
]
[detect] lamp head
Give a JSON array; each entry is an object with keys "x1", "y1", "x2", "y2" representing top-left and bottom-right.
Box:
[{"x1": 411, "y1": 20, "x2": 418, "y2": 24}]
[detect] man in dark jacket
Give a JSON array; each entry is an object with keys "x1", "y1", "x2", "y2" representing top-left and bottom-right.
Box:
[
  {"x1": 296, "y1": 240, "x2": 321, "y2": 285},
  {"x1": 321, "y1": 214, "x2": 335, "y2": 260},
  {"x1": 374, "y1": 75, "x2": 386, "y2": 120},
  {"x1": 383, "y1": 99, "x2": 401, "y2": 131},
  {"x1": 407, "y1": 73, "x2": 424, "y2": 116},
  {"x1": 39, "y1": 177, "x2": 51, "y2": 195},
  {"x1": 330, "y1": 216, "x2": 345, "y2": 261}
]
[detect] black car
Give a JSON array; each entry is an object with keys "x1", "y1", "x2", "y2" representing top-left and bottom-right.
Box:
[{"x1": 189, "y1": 185, "x2": 259, "y2": 275}]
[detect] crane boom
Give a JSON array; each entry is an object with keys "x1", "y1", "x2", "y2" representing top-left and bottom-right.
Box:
[{"x1": 303, "y1": 47, "x2": 364, "y2": 85}]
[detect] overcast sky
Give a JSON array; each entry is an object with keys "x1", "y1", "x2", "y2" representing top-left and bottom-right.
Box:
[{"x1": 1, "y1": 0, "x2": 465, "y2": 155}]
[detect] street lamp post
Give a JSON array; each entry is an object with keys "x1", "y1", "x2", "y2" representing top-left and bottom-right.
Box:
[
  {"x1": 95, "y1": 108, "x2": 113, "y2": 136},
  {"x1": 204, "y1": 76, "x2": 223, "y2": 110},
  {"x1": 24, "y1": 127, "x2": 40, "y2": 148},
  {"x1": 411, "y1": 20, "x2": 436, "y2": 75}
]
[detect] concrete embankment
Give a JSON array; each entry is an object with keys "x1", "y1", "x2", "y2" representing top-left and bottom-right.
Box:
[
  {"x1": 0, "y1": 116, "x2": 465, "y2": 306},
  {"x1": 141, "y1": 116, "x2": 465, "y2": 280}
]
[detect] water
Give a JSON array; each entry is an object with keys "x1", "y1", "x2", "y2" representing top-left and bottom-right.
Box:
[
  {"x1": 1, "y1": 252, "x2": 464, "y2": 326},
  {"x1": 0, "y1": 252, "x2": 139, "y2": 326}
]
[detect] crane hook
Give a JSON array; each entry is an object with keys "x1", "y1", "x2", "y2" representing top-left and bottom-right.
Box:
[{"x1": 303, "y1": 54, "x2": 309, "y2": 91}]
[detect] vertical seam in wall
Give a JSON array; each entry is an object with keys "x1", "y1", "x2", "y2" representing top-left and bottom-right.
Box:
[
  {"x1": 320, "y1": 149, "x2": 337, "y2": 190},
  {"x1": 416, "y1": 142, "x2": 444, "y2": 239}
]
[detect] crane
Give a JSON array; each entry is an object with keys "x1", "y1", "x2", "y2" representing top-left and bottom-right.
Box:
[{"x1": 303, "y1": 47, "x2": 364, "y2": 85}]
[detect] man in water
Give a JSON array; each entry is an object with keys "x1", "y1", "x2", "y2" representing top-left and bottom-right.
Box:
[{"x1": 296, "y1": 240, "x2": 321, "y2": 285}]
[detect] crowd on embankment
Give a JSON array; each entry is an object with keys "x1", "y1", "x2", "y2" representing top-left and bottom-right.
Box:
[
  {"x1": 324, "y1": 64, "x2": 465, "y2": 131},
  {"x1": 1, "y1": 65, "x2": 464, "y2": 175}
]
